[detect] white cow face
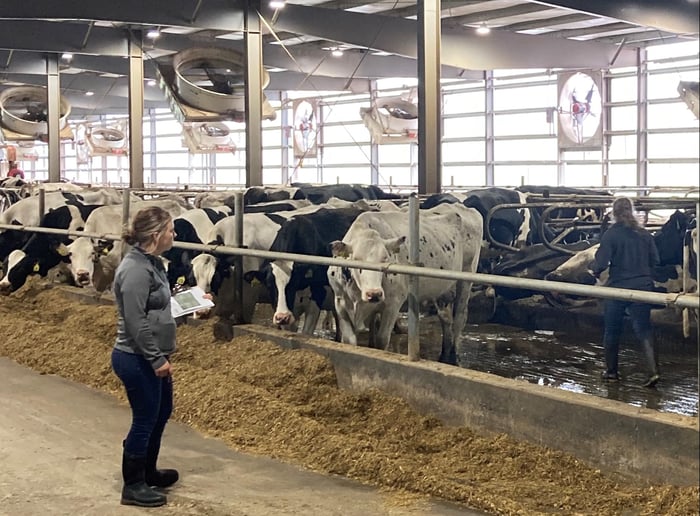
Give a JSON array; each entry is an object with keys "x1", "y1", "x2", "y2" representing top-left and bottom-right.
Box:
[
  {"x1": 191, "y1": 253, "x2": 218, "y2": 293},
  {"x1": 270, "y1": 260, "x2": 295, "y2": 326},
  {"x1": 331, "y1": 232, "x2": 405, "y2": 304},
  {"x1": 66, "y1": 237, "x2": 108, "y2": 287}
]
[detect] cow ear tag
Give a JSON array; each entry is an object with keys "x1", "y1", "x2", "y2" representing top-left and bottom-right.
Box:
[
  {"x1": 251, "y1": 278, "x2": 261, "y2": 286},
  {"x1": 177, "y1": 276, "x2": 185, "y2": 285},
  {"x1": 56, "y1": 246, "x2": 69, "y2": 256},
  {"x1": 102, "y1": 247, "x2": 110, "y2": 255},
  {"x1": 33, "y1": 263, "x2": 40, "y2": 273}
]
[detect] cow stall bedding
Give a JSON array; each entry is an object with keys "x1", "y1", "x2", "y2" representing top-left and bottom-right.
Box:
[{"x1": 0, "y1": 278, "x2": 697, "y2": 515}]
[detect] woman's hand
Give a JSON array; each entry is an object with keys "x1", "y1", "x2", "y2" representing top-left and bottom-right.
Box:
[
  {"x1": 203, "y1": 293, "x2": 213, "y2": 301},
  {"x1": 155, "y1": 360, "x2": 172, "y2": 377}
]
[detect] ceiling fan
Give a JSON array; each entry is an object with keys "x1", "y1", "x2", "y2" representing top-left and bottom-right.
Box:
[{"x1": 557, "y1": 72, "x2": 602, "y2": 149}]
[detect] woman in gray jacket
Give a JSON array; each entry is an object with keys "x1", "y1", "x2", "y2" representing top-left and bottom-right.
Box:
[{"x1": 111, "y1": 206, "x2": 177, "y2": 507}]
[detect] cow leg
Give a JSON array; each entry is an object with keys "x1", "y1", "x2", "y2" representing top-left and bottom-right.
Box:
[
  {"x1": 334, "y1": 295, "x2": 358, "y2": 344},
  {"x1": 452, "y1": 280, "x2": 472, "y2": 341},
  {"x1": 376, "y1": 305, "x2": 401, "y2": 353},
  {"x1": 436, "y1": 300, "x2": 457, "y2": 365},
  {"x1": 300, "y1": 301, "x2": 321, "y2": 334}
]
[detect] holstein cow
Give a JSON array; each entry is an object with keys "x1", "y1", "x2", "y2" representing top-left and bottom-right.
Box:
[
  {"x1": 191, "y1": 203, "x2": 361, "y2": 326},
  {"x1": 462, "y1": 187, "x2": 531, "y2": 250},
  {"x1": 162, "y1": 207, "x2": 230, "y2": 289},
  {"x1": 544, "y1": 211, "x2": 697, "y2": 309},
  {"x1": 292, "y1": 183, "x2": 405, "y2": 204},
  {"x1": 0, "y1": 190, "x2": 123, "y2": 261},
  {"x1": 328, "y1": 203, "x2": 482, "y2": 364},
  {"x1": 65, "y1": 200, "x2": 189, "y2": 291},
  {"x1": 245, "y1": 208, "x2": 365, "y2": 334},
  {"x1": 0, "y1": 202, "x2": 102, "y2": 293}
]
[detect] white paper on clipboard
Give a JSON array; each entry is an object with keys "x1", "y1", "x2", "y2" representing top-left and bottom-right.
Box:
[{"x1": 170, "y1": 286, "x2": 214, "y2": 318}]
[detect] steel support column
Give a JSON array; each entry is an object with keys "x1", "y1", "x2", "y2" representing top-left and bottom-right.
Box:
[
  {"x1": 128, "y1": 31, "x2": 144, "y2": 189},
  {"x1": 280, "y1": 91, "x2": 289, "y2": 185},
  {"x1": 601, "y1": 73, "x2": 612, "y2": 187},
  {"x1": 46, "y1": 54, "x2": 61, "y2": 182},
  {"x1": 369, "y1": 80, "x2": 379, "y2": 185},
  {"x1": 484, "y1": 71, "x2": 495, "y2": 186},
  {"x1": 148, "y1": 109, "x2": 157, "y2": 184},
  {"x1": 636, "y1": 47, "x2": 648, "y2": 187},
  {"x1": 245, "y1": 0, "x2": 264, "y2": 187},
  {"x1": 417, "y1": 0, "x2": 441, "y2": 194}
]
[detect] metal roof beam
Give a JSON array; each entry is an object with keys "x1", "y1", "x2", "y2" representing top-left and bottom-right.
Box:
[
  {"x1": 529, "y1": 0, "x2": 699, "y2": 36},
  {"x1": 0, "y1": 21, "x2": 129, "y2": 56},
  {"x1": 448, "y1": 4, "x2": 554, "y2": 26},
  {"x1": 266, "y1": 3, "x2": 639, "y2": 69},
  {"x1": 545, "y1": 22, "x2": 638, "y2": 39},
  {"x1": 0, "y1": 0, "x2": 245, "y2": 33},
  {"x1": 500, "y1": 13, "x2": 594, "y2": 32}
]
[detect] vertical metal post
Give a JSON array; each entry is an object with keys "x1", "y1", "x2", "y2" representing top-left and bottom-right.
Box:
[
  {"x1": 417, "y1": 0, "x2": 442, "y2": 194},
  {"x1": 128, "y1": 31, "x2": 145, "y2": 189},
  {"x1": 148, "y1": 109, "x2": 158, "y2": 184},
  {"x1": 280, "y1": 91, "x2": 290, "y2": 184},
  {"x1": 46, "y1": 54, "x2": 61, "y2": 183},
  {"x1": 636, "y1": 48, "x2": 648, "y2": 187},
  {"x1": 369, "y1": 80, "x2": 380, "y2": 185},
  {"x1": 484, "y1": 71, "x2": 495, "y2": 186},
  {"x1": 601, "y1": 73, "x2": 612, "y2": 187},
  {"x1": 232, "y1": 192, "x2": 245, "y2": 324},
  {"x1": 38, "y1": 187, "x2": 45, "y2": 221},
  {"x1": 407, "y1": 194, "x2": 420, "y2": 361},
  {"x1": 244, "y1": 0, "x2": 264, "y2": 187},
  {"x1": 121, "y1": 188, "x2": 131, "y2": 258}
]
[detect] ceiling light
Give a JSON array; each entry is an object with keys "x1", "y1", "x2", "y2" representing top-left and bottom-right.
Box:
[
  {"x1": 61, "y1": 53, "x2": 73, "y2": 61},
  {"x1": 331, "y1": 48, "x2": 344, "y2": 57},
  {"x1": 269, "y1": 0, "x2": 286, "y2": 8},
  {"x1": 146, "y1": 29, "x2": 160, "y2": 39},
  {"x1": 85, "y1": 91, "x2": 94, "y2": 96},
  {"x1": 146, "y1": 79, "x2": 157, "y2": 86},
  {"x1": 476, "y1": 23, "x2": 490, "y2": 35}
]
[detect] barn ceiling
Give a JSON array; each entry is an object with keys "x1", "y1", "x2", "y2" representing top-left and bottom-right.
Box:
[{"x1": 0, "y1": 0, "x2": 698, "y2": 118}]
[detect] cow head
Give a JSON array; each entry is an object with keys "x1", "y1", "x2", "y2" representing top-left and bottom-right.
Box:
[
  {"x1": 244, "y1": 260, "x2": 298, "y2": 328},
  {"x1": 330, "y1": 232, "x2": 405, "y2": 304},
  {"x1": 66, "y1": 236, "x2": 112, "y2": 287},
  {"x1": 191, "y1": 252, "x2": 232, "y2": 295}
]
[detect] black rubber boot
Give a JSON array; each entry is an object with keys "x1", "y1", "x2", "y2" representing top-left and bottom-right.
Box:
[
  {"x1": 640, "y1": 337, "x2": 660, "y2": 388},
  {"x1": 121, "y1": 452, "x2": 167, "y2": 507},
  {"x1": 602, "y1": 336, "x2": 619, "y2": 380},
  {"x1": 145, "y1": 442, "x2": 179, "y2": 488}
]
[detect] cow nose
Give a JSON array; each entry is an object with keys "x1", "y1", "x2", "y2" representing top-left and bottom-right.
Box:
[
  {"x1": 364, "y1": 289, "x2": 384, "y2": 303},
  {"x1": 0, "y1": 282, "x2": 12, "y2": 295},
  {"x1": 273, "y1": 312, "x2": 294, "y2": 326},
  {"x1": 76, "y1": 270, "x2": 91, "y2": 285}
]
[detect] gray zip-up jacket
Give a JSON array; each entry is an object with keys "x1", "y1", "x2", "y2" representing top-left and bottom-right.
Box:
[{"x1": 113, "y1": 246, "x2": 176, "y2": 370}]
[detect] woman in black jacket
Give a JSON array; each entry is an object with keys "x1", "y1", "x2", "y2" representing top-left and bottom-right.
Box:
[{"x1": 592, "y1": 197, "x2": 660, "y2": 387}]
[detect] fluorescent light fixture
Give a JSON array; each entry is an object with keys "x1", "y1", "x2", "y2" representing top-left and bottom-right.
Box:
[
  {"x1": 61, "y1": 53, "x2": 73, "y2": 61},
  {"x1": 476, "y1": 23, "x2": 490, "y2": 35},
  {"x1": 269, "y1": 0, "x2": 286, "y2": 8},
  {"x1": 146, "y1": 79, "x2": 157, "y2": 86},
  {"x1": 85, "y1": 91, "x2": 95, "y2": 96},
  {"x1": 331, "y1": 48, "x2": 344, "y2": 57},
  {"x1": 146, "y1": 29, "x2": 160, "y2": 39},
  {"x1": 371, "y1": 51, "x2": 392, "y2": 57}
]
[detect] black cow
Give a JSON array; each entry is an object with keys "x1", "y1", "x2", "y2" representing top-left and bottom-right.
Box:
[
  {"x1": 490, "y1": 240, "x2": 596, "y2": 300},
  {"x1": 462, "y1": 187, "x2": 531, "y2": 249},
  {"x1": 292, "y1": 183, "x2": 404, "y2": 204},
  {"x1": 245, "y1": 208, "x2": 365, "y2": 334}
]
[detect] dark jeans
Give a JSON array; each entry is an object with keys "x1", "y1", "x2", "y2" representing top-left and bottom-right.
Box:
[
  {"x1": 602, "y1": 299, "x2": 652, "y2": 374},
  {"x1": 111, "y1": 348, "x2": 173, "y2": 457}
]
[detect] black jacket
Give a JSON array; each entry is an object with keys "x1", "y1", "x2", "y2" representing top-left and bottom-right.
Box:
[{"x1": 593, "y1": 223, "x2": 659, "y2": 290}]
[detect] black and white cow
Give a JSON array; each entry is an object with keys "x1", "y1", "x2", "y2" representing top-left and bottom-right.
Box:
[
  {"x1": 292, "y1": 183, "x2": 405, "y2": 204},
  {"x1": 162, "y1": 207, "x2": 230, "y2": 289},
  {"x1": 0, "y1": 190, "x2": 123, "y2": 261},
  {"x1": 462, "y1": 187, "x2": 531, "y2": 249},
  {"x1": 65, "y1": 200, "x2": 190, "y2": 290},
  {"x1": 328, "y1": 204, "x2": 483, "y2": 364},
  {"x1": 544, "y1": 211, "x2": 697, "y2": 307},
  {"x1": 0, "y1": 202, "x2": 102, "y2": 293},
  {"x1": 245, "y1": 208, "x2": 366, "y2": 333}
]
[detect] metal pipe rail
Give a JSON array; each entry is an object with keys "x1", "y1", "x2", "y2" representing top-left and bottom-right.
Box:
[{"x1": 1, "y1": 222, "x2": 697, "y2": 310}]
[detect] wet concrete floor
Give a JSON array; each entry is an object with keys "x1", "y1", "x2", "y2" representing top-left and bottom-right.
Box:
[{"x1": 257, "y1": 306, "x2": 699, "y2": 419}]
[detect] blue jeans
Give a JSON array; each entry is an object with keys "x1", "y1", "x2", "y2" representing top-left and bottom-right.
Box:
[
  {"x1": 111, "y1": 348, "x2": 173, "y2": 457},
  {"x1": 602, "y1": 299, "x2": 652, "y2": 374}
]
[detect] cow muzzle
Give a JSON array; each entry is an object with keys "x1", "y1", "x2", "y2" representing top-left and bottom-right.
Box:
[
  {"x1": 0, "y1": 281, "x2": 13, "y2": 295},
  {"x1": 273, "y1": 311, "x2": 295, "y2": 326},
  {"x1": 363, "y1": 289, "x2": 384, "y2": 303},
  {"x1": 75, "y1": 270, "x2": 91, "y2": 286}
]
